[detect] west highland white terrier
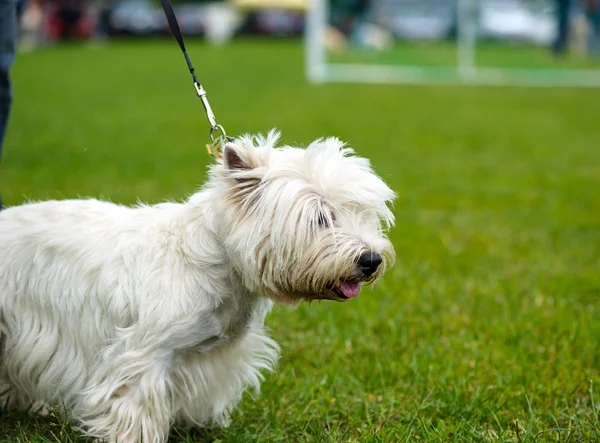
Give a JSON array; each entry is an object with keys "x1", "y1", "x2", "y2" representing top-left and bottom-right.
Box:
[{"x1": 0, "y1": 131, "x2": 395, "y2": 442}]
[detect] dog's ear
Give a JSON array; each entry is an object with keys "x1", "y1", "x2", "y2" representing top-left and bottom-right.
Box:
[
  {"x1": 224, "y1": 146, "x2": 252, "y2": 172},
  {"x1": 222, "y1": 144, "x2": 264, "y2": 192}
]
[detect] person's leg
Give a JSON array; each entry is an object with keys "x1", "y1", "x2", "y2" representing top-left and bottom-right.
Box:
[
  {"x1": 553, "y1": 0, "x2": 572, "y2": 55},
  {"x1": 591, "y1": 10, "x2": 600, "y2": 53},
  {"x1": 0, "y1": 0, "x2": 18, "y2": 210},
  {"x1": 16, "y1": 0, "x2": 26, "y2": 18}
]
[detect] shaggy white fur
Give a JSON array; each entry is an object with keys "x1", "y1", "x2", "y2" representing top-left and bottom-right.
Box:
[{"x1": 0, "y1": 131, "x2": 395, "y2": 442}]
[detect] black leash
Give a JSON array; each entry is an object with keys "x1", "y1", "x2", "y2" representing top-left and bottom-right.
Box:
[{"x1": 160, "y1": 0, "x2": 232, "y2": 158}]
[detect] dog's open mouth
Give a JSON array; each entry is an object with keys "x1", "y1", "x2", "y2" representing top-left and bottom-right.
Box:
[{"x1": 331, "y1": 281, "x2": 361, "y2": 300}]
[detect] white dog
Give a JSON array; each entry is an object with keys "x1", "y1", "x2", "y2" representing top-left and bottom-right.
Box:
[{"x1": 0, "y1": 131, "x2": 395, "y2": 442}]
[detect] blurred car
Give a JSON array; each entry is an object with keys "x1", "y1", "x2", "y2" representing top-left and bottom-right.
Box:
[
  {"x1": 109, "y1": 0, "x2": 165, "y2": 36},
  {"x1": 173, "y1": 4, "x2": 208, "y2": 36},
  {"x1": 374, "y1": 0, "x2": 457, "y2": 40},
  {"x1": 232, "y1": 0, "x2": 306, "y2": 36},
  {"x1": 241, "y1": 9, "x2": 304, "y2": 36},
  {"x1": 477, "y1": 0, "x2": 556, "y2": 45}
]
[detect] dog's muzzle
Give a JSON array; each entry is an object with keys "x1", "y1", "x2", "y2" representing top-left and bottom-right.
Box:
[{"x1": 324, "y1": 251, "x2": 383, "y2": 302}]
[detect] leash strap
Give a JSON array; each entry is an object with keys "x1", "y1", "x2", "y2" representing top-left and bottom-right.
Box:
[{"x1": 160, "y1": 0, "x2": 230, "y2": 153}]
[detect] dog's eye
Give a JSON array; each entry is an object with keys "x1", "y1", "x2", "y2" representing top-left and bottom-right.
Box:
[{"x1": 317, "y1": 212, "x2": 335, "y2": 229}]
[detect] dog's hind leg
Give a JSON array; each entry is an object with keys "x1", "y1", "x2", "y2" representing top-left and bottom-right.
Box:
[
  {"x1": 0, "y1": 323, "x2": 17, "y2": 411},
  {"x1": 0, "y1": 386, "x2": 50, "y2": 416},
  {"x1": 0, "y1": 334, "x2": 51, "y2": 416}
]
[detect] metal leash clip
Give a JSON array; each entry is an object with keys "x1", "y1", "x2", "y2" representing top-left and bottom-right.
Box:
[
  {"x1": 194, "y1": 82, "x2": 232, "y2": 159},
  {"x1": 194, "y1": 82, "x2": 218, "y2": 133},
  {"x1": 160, "y1": 0, "x2": 233, "y2": 160}
]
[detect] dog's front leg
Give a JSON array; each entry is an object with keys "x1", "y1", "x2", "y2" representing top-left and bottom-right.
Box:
[
  {"x1": 77, "y1": 314, "x2": 224, "y2": 443},
  {"x1": 76, "y1": 348, "x2": 175, "y2": 443}
]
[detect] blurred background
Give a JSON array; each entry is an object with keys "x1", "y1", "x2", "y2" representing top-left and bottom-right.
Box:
[
  {"x1": 14, "y1": 0, "x2": 600, "y2": 61},
  {"x1": 13, "y1": 0, "x2": 600, "y2": 87}
]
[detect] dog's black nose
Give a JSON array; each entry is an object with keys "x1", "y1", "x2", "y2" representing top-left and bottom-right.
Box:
[{"x1": 357, "y1": 252, "x2": 382, "y2": 277}]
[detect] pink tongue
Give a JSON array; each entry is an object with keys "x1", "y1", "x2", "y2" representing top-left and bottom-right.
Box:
[{"x1": 339, "y1": 282, "x2": 361, "y2": 298}]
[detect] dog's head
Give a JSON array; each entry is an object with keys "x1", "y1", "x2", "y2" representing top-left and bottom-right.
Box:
[{"x1": 209, "y1": 130, "x2": 395, "y2": 305}]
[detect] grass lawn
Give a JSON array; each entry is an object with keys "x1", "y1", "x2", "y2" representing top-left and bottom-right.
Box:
[
  {"x1": 331, "y1": 42, "x2": 600, "y2": 70},
  {"x1": 1, "y1": 39, "x2": 600, "y2": 442}
]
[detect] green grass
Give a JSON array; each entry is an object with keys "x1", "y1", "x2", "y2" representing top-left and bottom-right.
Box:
[
  {"x1": 331, "y1": 41, "x2": 600, "y2": 69},
  {"x1": 1, "y1": 39, "x2": 600, "y2": 442}
]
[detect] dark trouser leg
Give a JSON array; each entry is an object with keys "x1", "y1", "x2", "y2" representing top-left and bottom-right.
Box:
[
  {"x1": 589, "y1": 11, "x2": 600, "y2": 53},
  {"x1": 0, "y1": 0, "x2": 17, "y2": 210},
  {"x1": 553, "y1": 0, "x2": 572, "y2": 55}
]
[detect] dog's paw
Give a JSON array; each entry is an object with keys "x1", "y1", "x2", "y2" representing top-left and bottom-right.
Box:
[{"x1": 30, "y1": 400, "x2": 51, "y2": 417}]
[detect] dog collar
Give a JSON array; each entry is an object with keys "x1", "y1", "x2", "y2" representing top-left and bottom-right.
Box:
[{"x1": 206, "y1": 134, "x2": 235, "y2": 160}]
